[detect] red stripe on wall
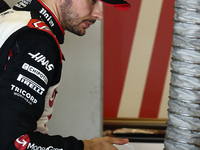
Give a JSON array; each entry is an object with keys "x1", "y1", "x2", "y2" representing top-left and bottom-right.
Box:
[
  {"x1": 139, "y1": 0, "x2": 174, "y2": 118},
  {"x1": 103, "y1": 0, "x2": 142, "y2": 118}
]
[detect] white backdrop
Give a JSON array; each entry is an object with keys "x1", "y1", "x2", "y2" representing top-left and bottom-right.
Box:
[{"x1": 6, "y1": 0, "x2": 103, "y2": 140}]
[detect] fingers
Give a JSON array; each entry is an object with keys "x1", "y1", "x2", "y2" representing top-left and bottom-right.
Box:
[
  {"x1": 105, "y1": 136, "x2": 129, "y2": 145},
  {"x1": 83, "y1": 137, "x2": 129, "y2": 150}
]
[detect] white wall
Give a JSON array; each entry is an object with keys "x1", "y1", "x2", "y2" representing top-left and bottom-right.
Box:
[
  {"x1": 6, "y1": 0, "x2": 103, "y2": 140},
  {"x1": 48, "y1": 24, "x2": 103, "y2": 140}
]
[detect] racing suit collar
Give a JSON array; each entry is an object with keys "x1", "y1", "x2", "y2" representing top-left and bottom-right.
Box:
[{"x1": 13, "y1": 0, "x2": 65, "y2": 44}]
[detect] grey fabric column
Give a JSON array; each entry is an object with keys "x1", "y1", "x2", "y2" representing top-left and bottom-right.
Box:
[{"x1": 164, "y1": 0, "x2": 200, "y2": 149}]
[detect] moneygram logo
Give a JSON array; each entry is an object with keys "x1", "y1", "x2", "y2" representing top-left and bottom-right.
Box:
[
  {"x1": 15, "y1": 134, "x2": 63, "y2": 150},
  {"x1": 15, "y1": 134, "x2": 30, "y2": 150},
  {"x1": 27, "y1": 144, "x2": 63, "y2": 150}
]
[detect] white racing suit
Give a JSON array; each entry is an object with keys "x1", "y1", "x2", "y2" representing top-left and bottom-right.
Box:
[{"x1": 0, "y1": 0, "x2": 83, "y2": 149}]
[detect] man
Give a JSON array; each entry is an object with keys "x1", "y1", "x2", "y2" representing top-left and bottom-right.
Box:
[{"x1": 0, "y1": 0, "x2": 130, "y2": 149}]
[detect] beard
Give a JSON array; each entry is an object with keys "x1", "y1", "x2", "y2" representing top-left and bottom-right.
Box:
[{"x1": 60, "y1": 0, "x2": 85, "y2": 36}]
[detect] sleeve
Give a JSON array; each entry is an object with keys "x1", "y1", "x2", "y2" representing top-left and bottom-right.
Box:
[{"x1": 0, "y1": 29, "x2": 84, "y2": 150}]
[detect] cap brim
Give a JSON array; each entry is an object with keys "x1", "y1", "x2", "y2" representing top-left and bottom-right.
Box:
[{"x1": 100, "y1": 0, "x2": 131, "y2": 11}]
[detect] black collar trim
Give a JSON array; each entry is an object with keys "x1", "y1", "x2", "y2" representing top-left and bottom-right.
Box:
[{"x1": 13, "y1": 0, "x2": 65, "y2": 44}]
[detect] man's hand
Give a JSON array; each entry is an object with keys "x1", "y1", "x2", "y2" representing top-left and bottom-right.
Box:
[{"x1": 83, "y1": 136, "x2": 129, "y2": 150}]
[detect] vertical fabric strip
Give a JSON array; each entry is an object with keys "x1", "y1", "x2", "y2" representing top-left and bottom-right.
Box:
[
  {"x1": 103, "y1": 0, "x2": 141, "y2": 117},
  {"x1": 117, "y1": 0, "x2": 164, "y2": 118},
  {"x1": 139, "y1": 0, "x2": 174, "y2": 118}
]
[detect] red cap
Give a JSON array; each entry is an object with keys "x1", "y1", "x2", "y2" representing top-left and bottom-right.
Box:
[{"x1": 100, "y1": 0, "x2": 131, "y2": 11}]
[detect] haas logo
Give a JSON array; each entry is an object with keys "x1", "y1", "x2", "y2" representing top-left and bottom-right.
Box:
[{"x1": 14, "y1": 134, "x2": 30, "y2": 150}]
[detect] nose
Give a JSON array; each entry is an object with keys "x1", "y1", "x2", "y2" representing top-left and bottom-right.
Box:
[{"x1": 92, "y1": 1, "x2": 104, "y2": 20}]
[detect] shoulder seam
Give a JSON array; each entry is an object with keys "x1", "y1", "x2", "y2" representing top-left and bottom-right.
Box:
[{"x1": 27, "y1": 19, "x2": 63, "y2": 63}]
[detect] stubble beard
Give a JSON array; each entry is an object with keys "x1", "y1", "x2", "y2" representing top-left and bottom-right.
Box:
[{"x1": 60, "y1": 0, "x2": 85, "y2": 36}]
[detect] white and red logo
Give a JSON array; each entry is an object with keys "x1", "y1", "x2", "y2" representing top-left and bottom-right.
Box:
[
  {"x1": 33, "y1": 21, "x2": 52, "y2": 31},
  {"x1": 49, "y1": 89, "x2": 56, "y2": 108},
  {"x1": 14, "y1": 134, "x2": 30, "y2": 150}
]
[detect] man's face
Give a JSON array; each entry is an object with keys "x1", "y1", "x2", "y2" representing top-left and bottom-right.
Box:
[{"x1": 60, "y1": 0, "x2": 103, "y2": 36}]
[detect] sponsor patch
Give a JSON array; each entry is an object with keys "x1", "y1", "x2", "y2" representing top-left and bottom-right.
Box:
[
  {"x1": 22, "y1": 63, "x2": 48, "y2": 84},
  {"x1": 39, "y1": 8, "x2": 54, "y2": 27},
  {"x1": 11, "y1": 84, "x2": 37, "y2": 105},
  {"x1": 27, "y1": 143, "x2": 63, "y2": 150},
  {"x1": 15, "y1": 135, "x2": 63, "y2": 150},
  {"x1": 33, "y1": 21, "x2": 52, "y2": 31},
  {"x1": 15, "y1": 134, "x2": 30, "y2": 150},
  {"x1": 17, "y1": 74, "x2": 45, "y2": 95},
  {"x1": 15, "y1": 0, "x2": 32, "y2": 9},
  {"x1": 0, "y1": 11, "x2": 14, "y2": 16},
  {"x1": 15, "y1": 134, "x2": 64, "y2": 150},
  {"x1": 28, "y1": 52, "x2": 54, "y2": 71}
]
